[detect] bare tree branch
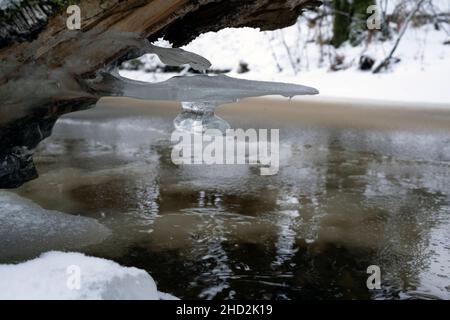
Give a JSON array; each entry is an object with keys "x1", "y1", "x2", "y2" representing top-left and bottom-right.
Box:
[{"x1": 373, "y1": 0, "x2": 427, "y2": 74}]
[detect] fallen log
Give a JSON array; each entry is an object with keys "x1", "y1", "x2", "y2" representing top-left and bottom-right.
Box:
[{"x1": 0, "y1": 0, "x2": 321, "y2": 188}]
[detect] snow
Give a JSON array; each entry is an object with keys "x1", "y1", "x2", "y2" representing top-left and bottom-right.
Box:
[
  {"x1": 185, "y1": 22, "x2": 450, "y2": 105},
  {"x1": 0, "y1": 193, "x2": 178, "y2": 299},
  {"x1": 0, "y1": 191, "x2": 179, "y2": 300},
  {"x1": 0, "y1": 191, "x2": 111, "y2": 260},
  {"x1": 0, "y1": 251, "x2": 176, "y2": 300},
  {"x1": 0, "y1": 0, "x2": 21, "y2": 10},
  {"x1": 282, "y1": 64, "x2": 450, "y2": 106},
  {"x1": 121, "y1": 3, "x2": 450, "y2": 106},
  {"x1": 385, "y1": 0, "x2": 450, "y2": 15}
]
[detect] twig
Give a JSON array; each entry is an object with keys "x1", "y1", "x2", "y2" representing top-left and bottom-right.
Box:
[
  {"x1": 278, "y1": 30, "x2": 298, "y2": 74},
  {"x1": 373, "y1": 0, "x2": 427, "y2": 74},
  {"x1": 265, "y1": 32, "x2": 283, "y2": 72}
]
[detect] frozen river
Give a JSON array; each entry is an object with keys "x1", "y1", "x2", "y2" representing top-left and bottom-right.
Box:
[{"x1": 2, "y1": 97, "x2": 449, "y2": 299}]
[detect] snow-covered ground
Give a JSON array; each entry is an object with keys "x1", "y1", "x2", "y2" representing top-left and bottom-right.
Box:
[
  {"x1": 0, "y1": 251, "x2": 176, "y2": 300},
  {"x1": 121, "y1": 2, "x2": 450, "y2": 106},
  {"x1": 186, "y1": 23, "x2": 449, "y2": 105},
  {"x1": 0, "y1": 192, "x2": 177, "y2": 300}
]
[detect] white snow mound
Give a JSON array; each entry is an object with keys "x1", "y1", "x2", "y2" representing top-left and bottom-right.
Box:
[{"x1": 0, "y1": 251, "x2": 174, "y2": 300}]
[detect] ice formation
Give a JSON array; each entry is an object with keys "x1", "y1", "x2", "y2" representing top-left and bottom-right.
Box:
[
  {"x1": 147, "y1": 43, "x2": 211, "y2": 71},
  {"x1": 87, "y1": 38, "x2": 318, "y2": 133},
  {"x1": 0, "y1": 251, "x2": 176, "y2": 300},
  {"x1": 93, "y1": 71, "x2": 318, "y2": 102},
  {"x1": 0, "y1": 192, "x2": 111, "y2": 260},
  {"x1": 90, "y1": 69, "x2": 319, "y2": 132}
]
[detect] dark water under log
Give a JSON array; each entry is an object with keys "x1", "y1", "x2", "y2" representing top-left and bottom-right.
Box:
[{"x1": 4, "y1": 97, "x2": 450, "y2": 300}]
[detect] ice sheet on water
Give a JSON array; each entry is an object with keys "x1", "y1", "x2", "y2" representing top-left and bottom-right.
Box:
[
  {"x1": 0, "y1": 251, "x2": 177, "y2": 300},
  {"x1": 0, "y1": 192, "x2": 111, "y2": 260},
  {"x1": 93, "y1": 72, "x2": 319, "y2": 103}
]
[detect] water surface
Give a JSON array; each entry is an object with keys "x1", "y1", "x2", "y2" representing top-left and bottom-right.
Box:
[{"x1": 7, "y1": 97, "x2": 450, "y2": 300}]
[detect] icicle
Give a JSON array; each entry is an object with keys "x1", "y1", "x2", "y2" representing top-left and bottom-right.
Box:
[{"x1": 174, "y1": 102, "x2": 230, "y2": 134}]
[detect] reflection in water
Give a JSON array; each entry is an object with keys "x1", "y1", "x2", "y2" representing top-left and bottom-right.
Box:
[
  {"x1": 272, "y1": 193, "x2": 300, "y2": 269},
  {"x1": 6, "y1": 100, "x2": 450, "y2": 300}
]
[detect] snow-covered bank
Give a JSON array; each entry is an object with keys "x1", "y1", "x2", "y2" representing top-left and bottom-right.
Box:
[
  {"x1": 121, "y1": 7, "x2": 450, "y2": 106},
  {"x1": 0, "y1": 193, "x2": 177, "y2": 300},
  {"x1": 0, "y1": 251, "x2": 176, "y2": 300},
  {"x1": 183, "y1": 6, "x2": 450, "y2": 105},
  {"x1": 243, "y1": 22, "x2": 450, "y2": 105},
  {"x1": 275, "y1": 66, "x2": 450, "y2": 105}
]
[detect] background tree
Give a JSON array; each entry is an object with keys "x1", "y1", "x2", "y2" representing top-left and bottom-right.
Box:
[{"x1": 332, "y1": 0, "x2": 376, "y2": 47}]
